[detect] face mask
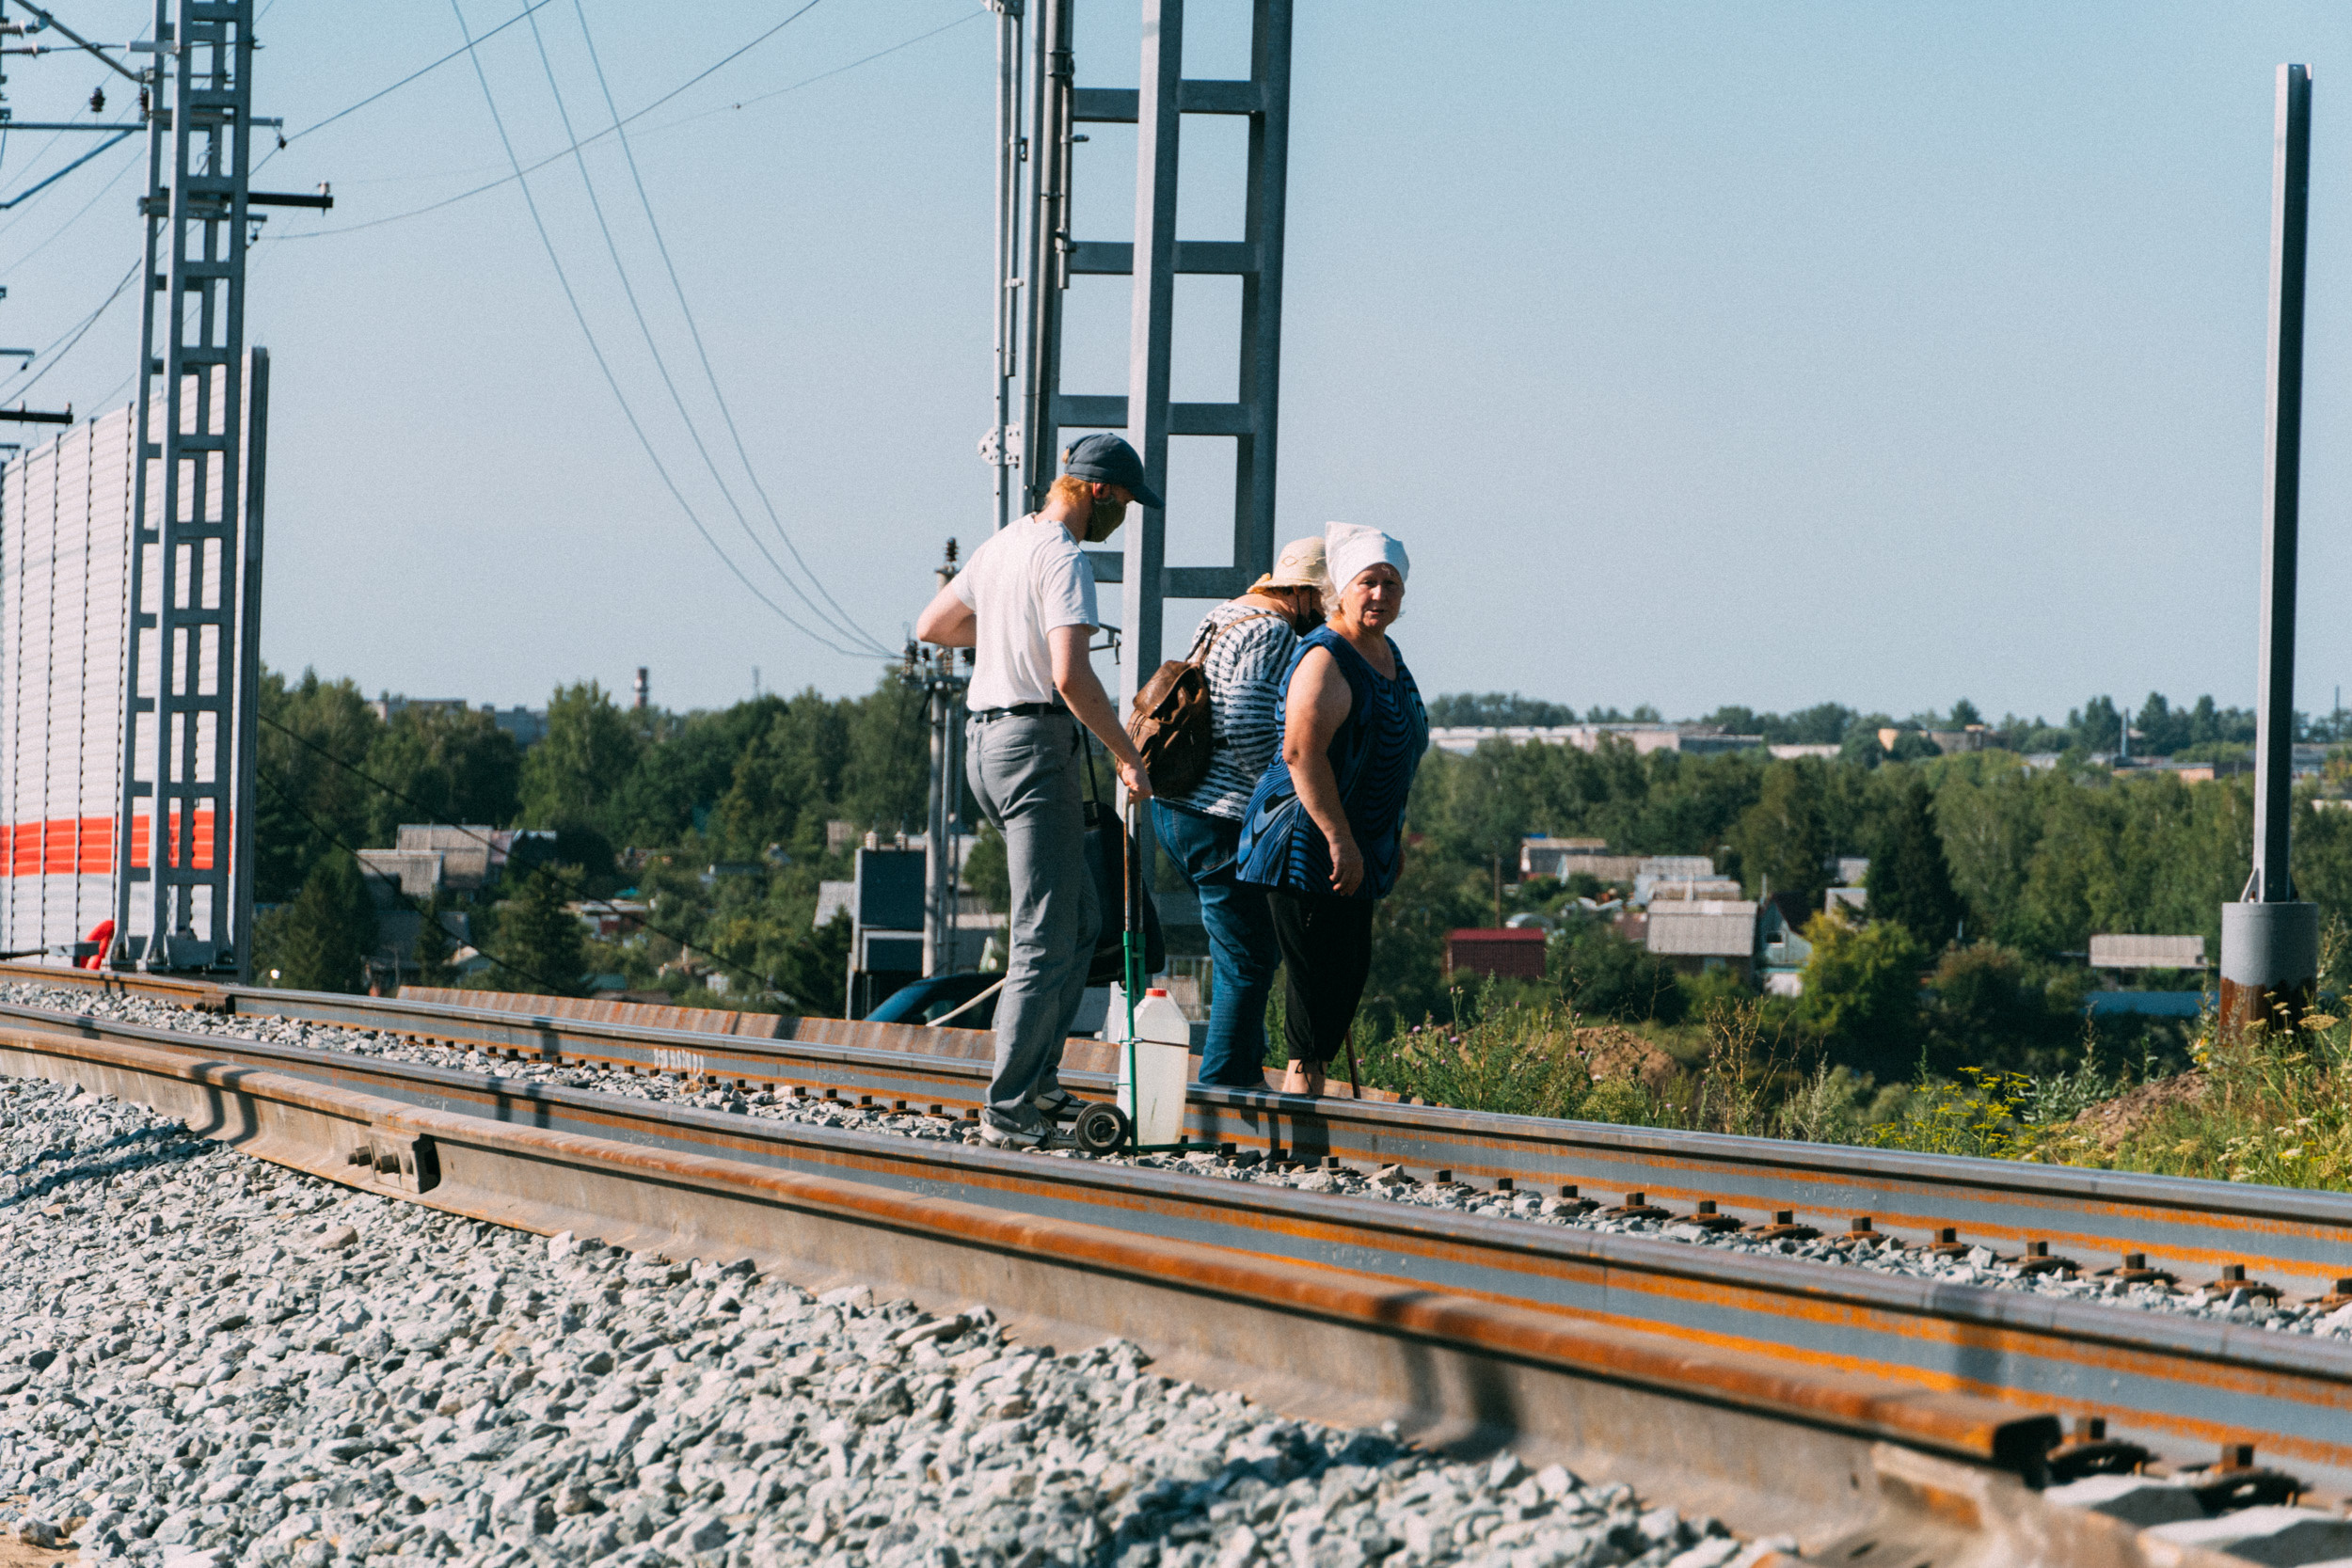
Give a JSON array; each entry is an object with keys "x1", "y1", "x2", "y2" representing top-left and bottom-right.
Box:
[{"x1": 1083, "y1": 496, "x2": 1128, "y2": 544}]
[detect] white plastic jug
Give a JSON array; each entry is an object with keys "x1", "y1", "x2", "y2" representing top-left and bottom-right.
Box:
[{"x1": 1112, "y1": 984, "x2": 1191, "y2": 1148}]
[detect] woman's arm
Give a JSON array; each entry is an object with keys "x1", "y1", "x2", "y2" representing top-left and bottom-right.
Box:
[{"x1": 1281, "y1": 646, "x2": 1361, "y2": 894}]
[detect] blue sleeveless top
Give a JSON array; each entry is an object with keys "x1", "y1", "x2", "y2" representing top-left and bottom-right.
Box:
[{"x1": 1235, "y1": 627, "x2": 1429, "y2": 899}]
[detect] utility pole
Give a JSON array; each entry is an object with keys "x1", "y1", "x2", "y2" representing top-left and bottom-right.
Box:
[
  {"x1": 2221, "y1": 63, "x2": 2320, "y2": 1037},
  {"x1": 989, "y1": 0, "x2": 1294, "y2": 895},
  {"x1": 905, "y1": 541, "x2": 971, "y2": 976},
  {"x1": 116, "y1": 0, "x2": 264, "y2": 974}
]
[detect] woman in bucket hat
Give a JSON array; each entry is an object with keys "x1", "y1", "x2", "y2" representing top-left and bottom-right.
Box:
[{"x1": 1152, "y1": 536, "x2": 1330, "y2": 1087}]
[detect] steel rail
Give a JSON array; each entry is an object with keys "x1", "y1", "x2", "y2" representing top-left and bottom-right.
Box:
[
  {"x1": 8, "y1": 964, "x2": 2351, "y2": 1300},
  {"x1": 0, "y1": 1020, "x2": 2258, "y2": 1568},
  {"x1": 4, "y1": 1004, "x2": 2351, "y2": 1502}
]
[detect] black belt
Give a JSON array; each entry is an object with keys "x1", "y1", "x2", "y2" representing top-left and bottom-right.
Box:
[{"x1": 972, "y1": 701, "x2": 1068, "y2": 721}]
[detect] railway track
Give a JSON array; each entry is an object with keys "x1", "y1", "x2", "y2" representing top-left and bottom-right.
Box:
[
  {"x1": 0, "y1": 986, "x2": 2348, "y2": 1566},
  {"x1": 13, "y1": 962, "x2": 2350, "y2": 1305}
]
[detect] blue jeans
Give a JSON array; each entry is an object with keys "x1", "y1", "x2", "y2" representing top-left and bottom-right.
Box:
[{"x1": 1154, "y1": 800, "x2": 1279, "y2": 1086}]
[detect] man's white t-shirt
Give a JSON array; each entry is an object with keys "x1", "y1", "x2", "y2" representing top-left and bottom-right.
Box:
[{"x1": 954, "y1": 514, "x2": 1100, "y2": 710}]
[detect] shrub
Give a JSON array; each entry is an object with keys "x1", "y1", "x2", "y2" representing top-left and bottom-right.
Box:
[{"x1": 1550, "y1": 919, "x2": 1688, "y2": 1025}]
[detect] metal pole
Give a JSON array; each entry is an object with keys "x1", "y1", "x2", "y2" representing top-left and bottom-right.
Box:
[
  {"x1": 989, "y1": 0, "x2": 1022, "y2": 535},
  {"x1": 1121, "y1": 0, "x2": 1182, "y2": 799},
  {"x1": 1019, "y1": 0, "x2": 1070, "y2": 516},
  {"x1": 230, "y1": 348, "x2": 268, "y2": 983},
  {"x1": 1232, "y1": 0, "x2": 1291, "y2": 582},
  {"x1": 2222, "y1": 62, "x2": 2320, "y2": 1035}
]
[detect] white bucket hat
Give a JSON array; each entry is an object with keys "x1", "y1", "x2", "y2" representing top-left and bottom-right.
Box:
[{"x1": 1249, "y1": 535, "x2": 1327, "y2": 594}]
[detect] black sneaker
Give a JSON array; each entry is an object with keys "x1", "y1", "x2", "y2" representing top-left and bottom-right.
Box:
[{"x1": 1030, "y1": 1087, "x2": 1085, "y2": 1123}]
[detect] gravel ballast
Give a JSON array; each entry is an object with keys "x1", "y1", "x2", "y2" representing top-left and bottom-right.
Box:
[
  {"x1": 0, "y1": 1068, "x2": 1759, "y2": 1568},
  {"x1": 11, "y1": 982, "x2": 2351, "y2": 1348}
]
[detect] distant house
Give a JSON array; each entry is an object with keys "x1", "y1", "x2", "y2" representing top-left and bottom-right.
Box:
[
  {"x1": 1757, "y1": 894, "x2": 1814, "y2": 997},
  {"x1": 1645, "y1": 899, "x2": 1756, "y2": 979},
  {"x1": 2089, "y1": 934, "x2": 2207, "y2": 971},
  {"x1": 1632, "y1": 857, "x2": 1720, "y2": 906},
  {"x1": 1520, "y1": 837, "x2": 1642, "y2": 884},
  {"x1": 568, "y1": 898, "x2": 649, "y2": 940},
  {"x1": 1831, "y1": 855, "x2": 1869, "y2": 886},
  {"x1": 1824, "y1": 885, "x2": 1867, "y2": 917},
  {"x1": 1446, "y1": 927, "x2": 1548, "y2": 981},
  {"x1": 1427, "y1": 723, "x2": 1763, "y2": 758},
  {"x1": 1647, "y1": 877, "x2": 1744, "y2": 902}
]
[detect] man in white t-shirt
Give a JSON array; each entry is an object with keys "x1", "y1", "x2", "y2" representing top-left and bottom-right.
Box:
[{"x1": 914, "y1": 435, "x2": 1156, "y2": 1148}]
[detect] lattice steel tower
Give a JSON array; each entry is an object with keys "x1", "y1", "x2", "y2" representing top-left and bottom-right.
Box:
[
  {"x1": 114, "y1": 0, "x2": 263, "y2": 974},
  {"x1": 989, "y1": 0, "x2": 1294, "y2": 725}
]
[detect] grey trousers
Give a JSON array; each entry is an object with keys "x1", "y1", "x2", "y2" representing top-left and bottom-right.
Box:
[{"x1": 966, "y1": 711, "x2": 1101, "y2": 1131}]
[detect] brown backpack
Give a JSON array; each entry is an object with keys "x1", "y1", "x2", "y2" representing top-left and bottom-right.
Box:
[{"x1": 1125, "y1": 611, "x2": 1281, "y2": 796}]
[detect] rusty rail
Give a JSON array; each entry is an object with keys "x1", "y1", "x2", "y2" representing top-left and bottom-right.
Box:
[
  {"x1": 2, "y1": 1003, "x2": 2349, "y2": 1505},
  {"x1": 0, "y1": 1019, "x2": 2271, "y2": 1568},
  {"x1": 6, "y1": 963, "x2": 2350, "y2": 1299}
]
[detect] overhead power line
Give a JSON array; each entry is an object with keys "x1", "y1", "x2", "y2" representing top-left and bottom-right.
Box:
[
  {"x1": 0, "y1": 255, "x2": 138, "y2": 404},
  {"x1": 281, "y1": 0, "x2": 562, "y2": 146},
  {"x1": 276, "y1": 0, "x2": 835, "y2": 242},
  {"x1": 448, "y1": 0, "x2": 873, "y2": 658},
  {"x1": 522, "y1": 3, "x2": 888, "y2": 657},
  {"x1": 638, "y1": 9, "x2": 981, "y2": 140},
  {"x1": 570, "y1": 0, "x2": 890, "y2": 657}
]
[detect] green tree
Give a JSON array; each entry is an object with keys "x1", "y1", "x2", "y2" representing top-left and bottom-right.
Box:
[
  {"x1": 363, "y1": 704, "x2": 522, "y2": 842},
  {"x1": 778, "y1": 911, "x2": 851, "y2": 1015},
  {"x1": 493, "y1": 866, "x2": 589, "y2": 996},
  {"x1": 718, "y1": 692, "x2": 850, "y2": 854},
  {"x1": 255, "y1": 668, "x2": 384, "y2": 902},
  {"x1": 1732, "y1": 760, "x2": 1832, "y2": 909},
  {"x1": 1869, "y1": 775, "x2": 1965, "y2": 948},
  {"x1": 412, "y1": 898, "x2": 458, "y2": 988},
  {"x1": 254, "y1": 852, "x2": 380, "y2": 993},
  {"x1": 1551, "y1": 920, "x2": 1688, "y2": 1024},
  {"x1": 519, "y1": 682, "x2": 644, "y2": 838},
  {"x1": 1794, "y1": 912, "x2": 1927, "y2": 1078}
]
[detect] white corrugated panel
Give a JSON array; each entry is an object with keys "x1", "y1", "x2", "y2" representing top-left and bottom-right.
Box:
[
  {"x1": 2089, "y1": 934, "x2": 2206, "y2": 970},
  {"x1": 0, "y1": 360, "x2": 254, "y2": 963}
]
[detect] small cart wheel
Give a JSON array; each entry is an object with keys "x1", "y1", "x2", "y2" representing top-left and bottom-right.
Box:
[{"x1": 1072, "y1": 1102, "x2": 1130, "y2": 1155}]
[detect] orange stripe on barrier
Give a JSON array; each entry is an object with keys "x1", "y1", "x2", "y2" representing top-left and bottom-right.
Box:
[{"x1": 0, "y1": 811, "x2": 231, "y2": 876}]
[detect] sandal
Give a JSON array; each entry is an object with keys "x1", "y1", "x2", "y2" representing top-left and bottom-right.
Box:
[{"x1": 1279, "y1": 1060, "x2": 1327, "y2": 1098}]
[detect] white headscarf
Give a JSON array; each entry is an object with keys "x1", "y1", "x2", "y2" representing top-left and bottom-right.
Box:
[{"x1": 1323, "y1": 521, "x2": 1409, "y2": 594}]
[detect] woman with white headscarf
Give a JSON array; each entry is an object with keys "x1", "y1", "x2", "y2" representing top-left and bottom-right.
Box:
[{"x1": 1235, "y1": 522, "x2": 1429, "y2": 1096}]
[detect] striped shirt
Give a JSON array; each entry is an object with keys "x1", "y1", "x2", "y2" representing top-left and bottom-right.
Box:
[{"x1": 1159, "y1": 602, "x2": 1297, "y2": 822}]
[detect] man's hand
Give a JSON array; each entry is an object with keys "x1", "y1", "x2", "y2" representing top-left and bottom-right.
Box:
[
  {"x1": 1049, "y1": 623, "x2": 1154, "y2": 797},
  {"x1": 1118, "y1": 754, "x2": 1155, "y2": 801}
]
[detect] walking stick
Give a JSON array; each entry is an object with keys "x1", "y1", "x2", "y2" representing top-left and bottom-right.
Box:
[
  {"x1": 1343, "y1": 1030, "x2": 1363, "y2": 1100},
  {"x1": 1121, "y1": 795, "x2": 1144, "y2": 1140}
]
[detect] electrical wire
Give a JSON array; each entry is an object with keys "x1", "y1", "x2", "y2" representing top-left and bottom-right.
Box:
[
  {"x1": 275, "y1": 0, "x2": 829, "y2": 242},
  {"x1": 258, "y1": 711, "x2": 790, "y2": 1000},
  {"x1": 0, "y1": 140, "x2": 141, "y2": 268},
  {"x1": 448, "y1": 0, "x2": 875, "y2": 658},
  {"x1": 569, "y1": 0, "x2": 891, "y2": 657},
  {"x1": 279, "y1": 0, "x2": 562, "y2": 147},
  {"x1": 0, "y1": 256, "x2": 137, "y2": 404},
  {"x1": 523, "y1": 3, "x2": 888, "y2": 657},
  {"x1": 636, "y1": 8, "x2": 979, "y2": 139}
]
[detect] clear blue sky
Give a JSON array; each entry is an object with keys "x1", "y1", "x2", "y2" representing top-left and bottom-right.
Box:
[{"x1": 5, "y1": 1, "x2": 2352, "y2": 723}]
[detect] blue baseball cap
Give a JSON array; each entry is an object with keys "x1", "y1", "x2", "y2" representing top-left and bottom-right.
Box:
[{"x1": 1062, "y1": 433, "x2": 1164, "y2": 510}]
